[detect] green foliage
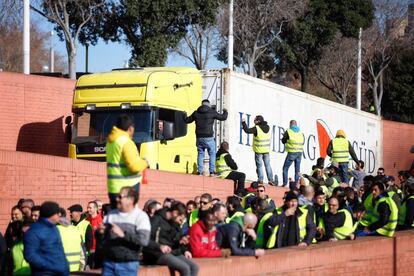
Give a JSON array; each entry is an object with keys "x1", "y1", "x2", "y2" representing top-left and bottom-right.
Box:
[
  {"x1": 276, "y1": 0, "x2": 374, "y2": 91},
  {"x1": 382, "y1": 48, "x2": 414, "y2": 123},
  {"x1": 103, "y1": 0, "x2": 220, "y2": 67}
]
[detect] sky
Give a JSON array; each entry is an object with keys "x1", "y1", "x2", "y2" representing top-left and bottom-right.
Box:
[{"x1": 33, "y1": 12, "x2": 227, "y2": 73}]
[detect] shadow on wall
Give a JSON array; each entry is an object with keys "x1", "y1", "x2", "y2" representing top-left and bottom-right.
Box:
[{"x1": 16, "y1": 116, "x2": 68, "y2": 156}]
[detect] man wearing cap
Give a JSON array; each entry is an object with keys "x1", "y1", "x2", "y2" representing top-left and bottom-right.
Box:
[
  {"x1": 242, "y1": 115, "x2": 275, "y2": 185},
  {"x1": 282, "y1": 120, "x2": 305, "y2": 187},
  {"x1": 184, "y1": 99, "x2": 228, "y2": 175},
  {"x1": 106, "y1": 114, "x2": 149, "y2": 209},
  {"x1": 267, "y1": 191, "x2": 316, "y2": 248},
  {"x1": 68, "y1": 204, "x2": 93, "y2": 257},
  {"x1": 327, "y1": 130, "x2": 359, "y2": 184},
  {"x1": 23, "y1": 201, "x2": 69, "y2": 276}
]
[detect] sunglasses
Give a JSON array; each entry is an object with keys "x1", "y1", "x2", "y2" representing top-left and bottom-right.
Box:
[
  {"x1": 258, "y1": 190, "x2": 265, "y2": 192},
  {"x1": 200, "y1": 201, "x2": 210, "y2": 205}
]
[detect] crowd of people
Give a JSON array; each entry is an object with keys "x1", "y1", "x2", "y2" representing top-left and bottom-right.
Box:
[
  {"x1": 0, "y1": 108, "x2": 413, "y2": 276},
  {"x1": 0, "y1": 166, "x2": 413, "y2": 276}
]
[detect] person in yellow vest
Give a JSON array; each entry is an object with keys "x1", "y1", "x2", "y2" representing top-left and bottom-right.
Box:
[
  {"x1": 257, "y1": 184, "x2": 276, "y2": 209},
  {"x1": 398, "y1": 179, "x2": 414, "y2": 230},
  {"x1": 317, "y1": 197, "x2": 354, "y2": 241},
  {"x1": 68, "y1": 204, "x2": 93, "y2": 257},
  {"x1": 325, "y1": 164, "x2": 342, "y2": 196},
  {"x1": 106, "y1": 114, "x2": 149, "y2": 209},
  {"x1": 188, "y1": 193, "x2": 213, "y2": 227},
  {"x1": 268, "y1": 191, "x2": 316, "y2": 248},
  {"x1": 216, "y1": 141, "x2": 246, "y2": 196},
  {"x1": 11, "y1": 219, "x2": 33, "y2": 276},
  {"x1": 356, "y1": 182, "x2": 398, "y2": 237},
  {"x1": 252, "y1": 198, "x2": 277, "y2": 249},
  {"x1": 242, "y1": 115, "x2": 275, "y2": 186},
  {"x1": 326, "y1": 129, "x2": 359, "y2": 184},
  {"x1": 57, "y1": 208, "x2": 84, "y2": 272},
  {"x1": 225, "y1": 196, "x2": 245, "y2": 224},
  {"x1": 282, "y1": 120, "x2": 305, "y2": 187}
]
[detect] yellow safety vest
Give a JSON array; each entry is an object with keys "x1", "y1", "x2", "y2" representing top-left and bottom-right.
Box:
[
  {"x1": 241, "y1": 193, "x2": 256, "y2": 209},
  {"x1": 286, "y1": 129, "x2": 304, "y2": 153},
  {"x1": 253, "y1": 126, "x2": 271, "y2": 153},
  {"x1": 327, "y1": 177, "x2": 340, "y2": 195},
  {"x1": 12, "y1": 241, "x2": 31, "y2": 275},
  {"x1": 266, "y1": 208, "x2": 282, "y2": 249},
  {"x1": 372, "y1": 196, "x2": 399, "y2": 237},
  {"x1": 106, "y1": 135, "x2": 142, "y2": 194},
  {"x1": 332, "y1": 137, "x2": 349, "y2": 163},
  {"x1": 256, "y1": 212, "x2": 273, "y2": 248},
  {"x1": 298, "y1": 206, "x2": 308, "y2": 242},
  {"x1": 361, "y1": 193, "x2": 374, "y2": 227},
  {"x1": 189, "y1": 209, "x2": 199, "y2": 227},
  {"x1": 216, "y1": 153, "x2": 233, "y2": 179},
  {"x1": 73, "y1": 219, "x2": 90, "y2": 246},
  {"x1": 398, "y1": 195, "x2": 414, "y2": 226},
  {"x1": 333, "y1": 209, "x2": 354, "y2": 240},
  {"x1": 225, "y1": 211, "x2": 244, "y2": 224},
  {"x1": 57, "y1": 225, "x2": 82, "y2": 272}
]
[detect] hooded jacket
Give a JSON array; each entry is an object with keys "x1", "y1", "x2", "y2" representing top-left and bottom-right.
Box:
[
  {"x1": 23, "y1": 218, "x2": 69, "y2": 276},
  {"x1": 142, "y1": 208, "x2": 188, "y2": 264},
  {"x1": 185, "y1": 105, "x2": 228, "y2": 138},
  {"x1": 242, "y1": 121, "x2": 270, "y2": 136},
  {"x1": 216, "y1": 148, "x2": 238, "y2": 170},
  {"x1": 106, "y1": 126, "x2": 148, "y2": 174},
  {"x1": 189, "y1": 220, "x2": 221, "y2": 258},
  {"x1": 216, "y1": 217, "x2": 255, "y2": 256}
]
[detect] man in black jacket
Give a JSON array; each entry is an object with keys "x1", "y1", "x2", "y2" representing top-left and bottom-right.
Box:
[
  {"x1": 143, "y1": 202, "x2": 198, "y2": 276},
  {"x1": 184, "y1": 99, "x2": 228, "y2": 175},
  {"x1": 266, "y1": 191, "x2": 316, "y2": 248},
  {"x1": 216, "y1": 141, "x2": 246, "y2": 196},
  {"x1": 217, "y1": 213, "x2": 265, "y2": 257}
]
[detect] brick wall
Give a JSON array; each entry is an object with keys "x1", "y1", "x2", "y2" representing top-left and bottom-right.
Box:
[
  {"x1": 86, "y1": 231, "x2": 414, "y2": 276},
  {"x1": 0, "y1": 150, "x2": 287, "y2": 232},
  {"x1": 382, "y1": 120, "x2": 414, "y2": 178},
  {"x1": 0, "y1": 72, "x2": 75, "y2": 156}
]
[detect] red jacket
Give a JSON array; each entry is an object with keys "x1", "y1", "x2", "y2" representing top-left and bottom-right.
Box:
[
  {"x1": 189, "y1": 220, "x2": 221, "y2": 258},
  {"x1": 86, "y1": 214, "x2": 102, "y2": 251}
]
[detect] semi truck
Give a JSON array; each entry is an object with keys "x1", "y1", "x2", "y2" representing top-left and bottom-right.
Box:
[
  {"x1": 67, "y1": 67, "x2": 201, "y2": 173},
  {"x1": 67, "y1": 67, "x2": 382, "y2": 182}
]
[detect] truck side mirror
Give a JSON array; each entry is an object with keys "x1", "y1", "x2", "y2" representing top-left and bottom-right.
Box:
[{"x1": 161, "y1": 121, "x2": 174, "y2": 141}]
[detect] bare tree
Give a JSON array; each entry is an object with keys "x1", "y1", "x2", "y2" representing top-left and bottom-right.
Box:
[
  {"x1": 314, "y1": 35, "x2": 359, "y2": 106},
  {"x1": 0, "y1": 21, "x2": 66, "y2": 72},
  {"x1": 172, "y1": 24, "x2": 218, "y2": 70},
  {"x1": 217, "y1": 0, "x2": 307, "y2": 77},
  {"x1": 0, "y1": 0, "x2": 22, "y2": 25},
  {"x1": 363, "y1": 0, "x2": 410, "y2": 115},
  {"x1": 30, "y1": 0, "x2": 103, "y2": 79}
]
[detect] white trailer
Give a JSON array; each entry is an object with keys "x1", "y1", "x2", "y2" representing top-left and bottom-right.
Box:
[{"x1": 202, "y1": 70, "x2": 382, "y2": 183}]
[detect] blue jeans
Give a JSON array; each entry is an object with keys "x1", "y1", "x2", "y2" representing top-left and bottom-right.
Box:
[
  {"x1": 102, "y1": 260, "x2": 139, "y2": 276},
  {"x1": 282, "y1": 152, "x2": 302, "y2": 185},
  {"x1": 196, "y1": 137, "x2": 216, "y2": 174},
  {"x1": 255, "y1": 153, "x2": 273, "y2": 182},
  {"x1": 338, "y1": 162, "x2": 349, "y2": 183}
]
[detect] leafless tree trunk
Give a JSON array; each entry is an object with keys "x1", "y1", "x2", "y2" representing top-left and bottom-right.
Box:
[
  {"x1": 30, "y1": 0, "x2": 102, "y2": 79},
  {"x1": 172, "y1": 24, "x2": 218, "y2": 70},
  {"x1": 314, "y1": 35, "x2": 359, "y2": 106},
  {"x1": 217, "y1": 0, "x2": 307, "y2": 77},
  {"x1": 363, "y1": 0, "x2": 409, "y2": 115}
]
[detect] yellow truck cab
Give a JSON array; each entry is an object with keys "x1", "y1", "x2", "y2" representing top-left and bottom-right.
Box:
[{"x1": 67, "y1": 67, "x2": 201, "y2": 174}]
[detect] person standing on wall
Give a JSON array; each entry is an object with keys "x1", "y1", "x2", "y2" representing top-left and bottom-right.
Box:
[
  {"x1": 242, "y1": 115, "x2": 275, "y2": 186},
  {"x1": 281, "y1": 120, "x2": 305, "y2": 187},
  {"x1": 326, "y1": 130, "x2": 359, "y2": 184},
  {"x1": 106, "y1": 114, "x2": 149, "y2": 209},
  {"x1": 184, "y1": 99, "x2": 228, "y2": 175}
]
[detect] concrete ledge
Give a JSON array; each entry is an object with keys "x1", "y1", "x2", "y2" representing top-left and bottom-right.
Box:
[{"x1": 74, "y1": 231, "x2": 414, "y2": 276}]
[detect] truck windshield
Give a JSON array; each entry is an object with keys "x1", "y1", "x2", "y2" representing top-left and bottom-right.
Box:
[{"x1": 72, "y1": 110, "x2": 154, "y2": 145}]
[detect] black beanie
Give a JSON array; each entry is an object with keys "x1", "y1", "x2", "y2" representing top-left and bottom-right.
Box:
[
  {"x1": 284, "y1": 191, "x2": 298, "y2": 202},
  {"x1": 40, "y1": 201, "x2": 60, "y2": 218}
]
